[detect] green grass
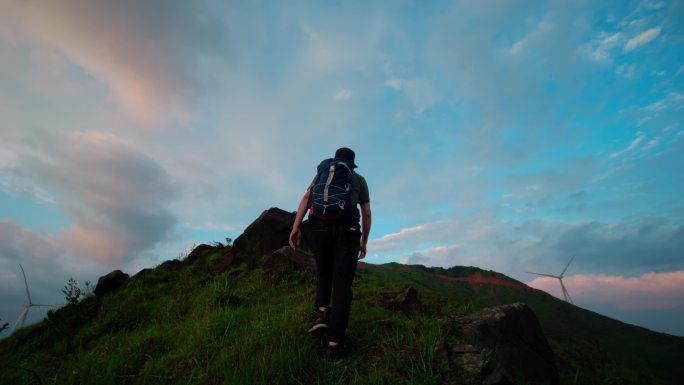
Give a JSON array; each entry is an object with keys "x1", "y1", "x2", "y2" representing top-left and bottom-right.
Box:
[
  {"x1": 1, "y1": 257, "x2": 443, "y2": 385},
  {"x1": 1, "y1": 254, "x2": 682, "y2": 384}
]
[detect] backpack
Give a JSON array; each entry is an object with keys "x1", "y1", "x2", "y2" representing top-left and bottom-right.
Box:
[{"x1": 309, "y1": 158, "x2": 357, "y2": 220}]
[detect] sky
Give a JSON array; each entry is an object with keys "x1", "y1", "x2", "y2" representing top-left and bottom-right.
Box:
[{"x1": 0, "y1": 0, "x2": 682, "y2": 337}]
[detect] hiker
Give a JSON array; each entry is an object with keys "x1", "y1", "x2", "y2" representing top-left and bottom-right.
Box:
[{"x1": 289, "y1": 147, "x2": 372, "y2": 360}]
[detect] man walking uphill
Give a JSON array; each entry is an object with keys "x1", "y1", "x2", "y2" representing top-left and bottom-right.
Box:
[{"x1": 289, "y1": 147, "x2": 372, "y2": 360}]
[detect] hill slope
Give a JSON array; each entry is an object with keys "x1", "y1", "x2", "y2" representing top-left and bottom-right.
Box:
[
  {"x1": 1, "y1": 208, "x2": 682, "y2": 384},
  {"x1": 364, "y1": 262, "x2": 684, "y2": 384}
]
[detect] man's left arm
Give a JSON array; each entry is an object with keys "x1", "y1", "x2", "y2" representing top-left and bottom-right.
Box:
[
  {"x1": 359, "y1": 202, "x2": 371, "y2": 259},
  {"x1": 289, "y1": 189, "x2": 311, "y2": 249}
]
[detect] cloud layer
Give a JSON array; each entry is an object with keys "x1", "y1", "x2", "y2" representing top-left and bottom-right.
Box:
[
  {"x1": 528, "y1": 270, "x2": 684, "y2": 311},
  {"x1": 13, "y1": 131, "x2": 178, "y2": 264},
  {"x1": 2, "y1": 0, "x2": 225, "y2": 127}
]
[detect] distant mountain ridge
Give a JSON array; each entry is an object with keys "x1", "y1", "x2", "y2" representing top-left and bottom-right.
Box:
[{"x1": 1, "y1": 207, "x2": 682, "y2": 384}]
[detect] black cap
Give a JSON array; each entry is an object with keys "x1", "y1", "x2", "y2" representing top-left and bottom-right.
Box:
[{"x1": 334, "y1": 147, "x2": 355, "y2": 162}]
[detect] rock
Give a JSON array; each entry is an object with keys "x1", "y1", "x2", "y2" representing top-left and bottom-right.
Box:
[
  {"x1": 435, "y1": 339, "x2": 483, "y2": 385},
  {"x1": 230, "y1": 207, "x2": 296, "y2": 266},
  {"x1": 263, "y1": 246, "x2": 316, "y2": 271},
  {"x1": 482, "y1": 371, "x2": 514, "y2": 385},
  {"x1": 211, "y1": 253, "x2": 235, "y2": 275},
  {"x1": 449, "y1": 344, "x2": 483, "y2": 374},
  {"x1": 94, "y1": 270, "x2": 129, "y2": 298},
  {"x1": 159, "y1": 259, "x2": 184, "y2": 272},
  {"x1": 453, "y1": 303, "x2": 559, "y2": 385},
  {"x1": 132, "y1": 268, "x2": 152, "y2": 279},
  {"x1": 184, "y1": 244, "x2": 215, "y2": 265},
  {"x1": 394, "y1": 286, "x2": 422, "y2": 316},
  {"x1": 379, "y1": 286, "x2": 423, "y2": 316}
]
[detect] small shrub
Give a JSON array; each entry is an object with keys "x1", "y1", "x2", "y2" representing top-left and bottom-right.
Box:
[
  {"x1": 62, "y1": 278, "x2": 82, "y2": 306},
  {"x1": 62, "y1": 278, "x2": 93, "y2": 305}
]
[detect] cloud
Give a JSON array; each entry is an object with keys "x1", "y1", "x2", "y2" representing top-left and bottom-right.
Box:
[
  {"x1": 369, "y1": 220, "x2": 459, "y2": 252},
  {"x1": 624, "y1": 27, "x2": 661, "y2": 51},
  {"x1": 369, "y1": 214, "x2": 684, "y2": 280},
  {"x1": 528, "y1": 270, "x2": 684, "y2": 310},
  {"x1": 385, "y1": 78, "x2": 403, "y2": 90},
  {"x1": 610, "y1": 131, "x2": 646, "y2": 158},
  {"x1": 0, "y1": 176, "x2": 55, "y2": 204},
  {"x1": 2, "y1": 0, "x2": 225, "y2": 128},
  {"x1": 0, "y1": 220, "x2": 64, "y2": 262},
  {"x1": 0, "y1": 220, "x2": 105, "y2": 332},
  {"x1": 615, "y1": 63, "x2": 637, "y2": 79},
  {"x1": 405, "y1": 244, "x2": 461, "y2": 266},
  {"x1": 14, "y1": 131, "x2": 178, "y2": 264},
  {"x1": 334, "y1": 89, "x2": 354, "y2": 101},
  {"x1": 582, "y1": 32, "x2": 624, "y2": 62}
]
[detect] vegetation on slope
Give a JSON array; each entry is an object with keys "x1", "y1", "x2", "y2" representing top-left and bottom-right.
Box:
[
  {"x1": 1, "y1": 246, "x2": 682, "y2": 384},
  {"x1": 1, "y1": 251, "x2": 448, "y2": 385}
]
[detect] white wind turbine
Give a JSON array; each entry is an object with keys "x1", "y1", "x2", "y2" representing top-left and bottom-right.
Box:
[
  {"x1": 13, "y1": 264, "x2": 53, "y2": 331},
  {"x1": 527, "y1": 256, "x2": 575, "y2": 304}
]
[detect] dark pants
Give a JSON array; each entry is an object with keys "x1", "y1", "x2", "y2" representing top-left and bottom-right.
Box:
[{"x1": 311, "y1": 218, "x2": 361, "y2": 343}]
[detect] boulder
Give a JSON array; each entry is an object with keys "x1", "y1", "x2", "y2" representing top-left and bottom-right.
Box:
[
  {"x1": 263, "y1": 246, "x2": 316, "y2": 271},
  {"x1": 450, "y1": 344, "x2": 484, "y2": 374},
  {"x1": 452, "y1": 303, "x2": 559, "y2": 385},
  {"x1": 394, "y1": 286, "x2": 422, "y2": 316},
  {"x1": 94, "y1": 270, "x2": 130, "y2": 298},
  {"x1": 184, "y1": 243, "x2": 216, "y2": 265},
  {"x1": 211, "y1": 253, "x2": 235, "y2": 275},
  {"x1": 378, "y1": 286, "x2": 423, "y2": 316},
  {"x1": 159, "y1": 259, "x2": 184, "y2": 272},
  {"x1": 132, "y1": 268, "x2": 152, "y2": 279},
  {"x1": 231, "y1": 207, "x2": 296, "y2": 265}
]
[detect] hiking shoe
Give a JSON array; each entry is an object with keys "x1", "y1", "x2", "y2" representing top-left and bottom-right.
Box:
[
  {"x1": 308, "y1": 309, "x2": 329, "y2": 336},
  {"x1": 326, "y1": 336, "x2": 353, "y2": 361}
]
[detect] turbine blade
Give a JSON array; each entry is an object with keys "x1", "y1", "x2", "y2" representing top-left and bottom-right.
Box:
[
  {"x1": 526, "y1": 272, "x2": 560, "y2": 278},
  {"x1": 560, "y1": 256, "x2": 574, "y2": 277},
  {"x1": 14, "y1": 307, "x2": 29, "y2": 330},
  {"x1": 560, "y1": 279, "x2": 573, "y2": 304},
  {"x1": 19, "y1": 264, "x2": 33, "y2": 305}
]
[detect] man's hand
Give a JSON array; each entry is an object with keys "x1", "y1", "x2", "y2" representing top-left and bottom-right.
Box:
[
  {"x1": 359, "y1": 239, "x2": 367, "y2": 259},
  {"x1": 289, "y1": 227, "x2": 301, "y2": 249}
]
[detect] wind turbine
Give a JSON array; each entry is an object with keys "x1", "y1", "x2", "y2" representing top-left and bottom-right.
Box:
[
  {"x1": 13, "y1": 264, "x2": 52, "y2": 331},
  {"x1": 527, "y1": 256, "x2": 575, "y2": 304}
]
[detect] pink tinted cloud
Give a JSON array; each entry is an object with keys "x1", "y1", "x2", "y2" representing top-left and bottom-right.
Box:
[
  {"x1": 3, "y1": 1, "x2": 207, "y2": 128},
  {"x1": 16, "y1": 131, "x2": 177, "y2": 265},
  {"x1": 528, "y1": 271, "x2": 684, "y2": 310},
  {"x1": 60, "y1": 225, "x2": 128, "y2": 264}
]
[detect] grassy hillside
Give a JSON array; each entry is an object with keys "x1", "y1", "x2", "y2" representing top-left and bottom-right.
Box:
[
  {"x1": 1, "y1": 246, "x2": 682, "y2": 384},
  {"x1": 364, "y1": 263, "x2": 684, "y2": 385}
]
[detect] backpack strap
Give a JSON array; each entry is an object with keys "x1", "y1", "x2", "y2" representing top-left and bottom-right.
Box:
[{"x1": 323, "y1": 163, "x2": 335, "y2": 202}]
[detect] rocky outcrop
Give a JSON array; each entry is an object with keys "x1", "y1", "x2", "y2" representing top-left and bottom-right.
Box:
[
  {"x1": 94, "y1": 270, "x2": 129, "y2": 298},
  {"x1": 379, "y1": 286, "x2": 423, "y2": 316},
  {"x1": 439, "y1": 303, "x2": 559, "y2": 385},
  {"x1": 394, "y1": 286, "x2": 422, "y2": 316},
  {"x1": 263, "y1": 246, "x2": 316, "y2": 271},
  {"x1": 184, "y1": 244, "x2": 216, "y2": 265},
  {"x1": 132, "y1": 268, "x2": 152, "y2": 279},
  {"x1": 159, "y1": 259, "x2": 184, "y2": 272},
  {"x1": 230, "y1": 207, "x2": 295, "y2": 266}
]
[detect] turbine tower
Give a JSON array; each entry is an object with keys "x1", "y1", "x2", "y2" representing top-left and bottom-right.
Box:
[
  {"x1": 527, "y1": 256, "x2": 574, "y2": 304},
  {"x1": 14, "y1": 264, "x2": 52, "y2": 331}
]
